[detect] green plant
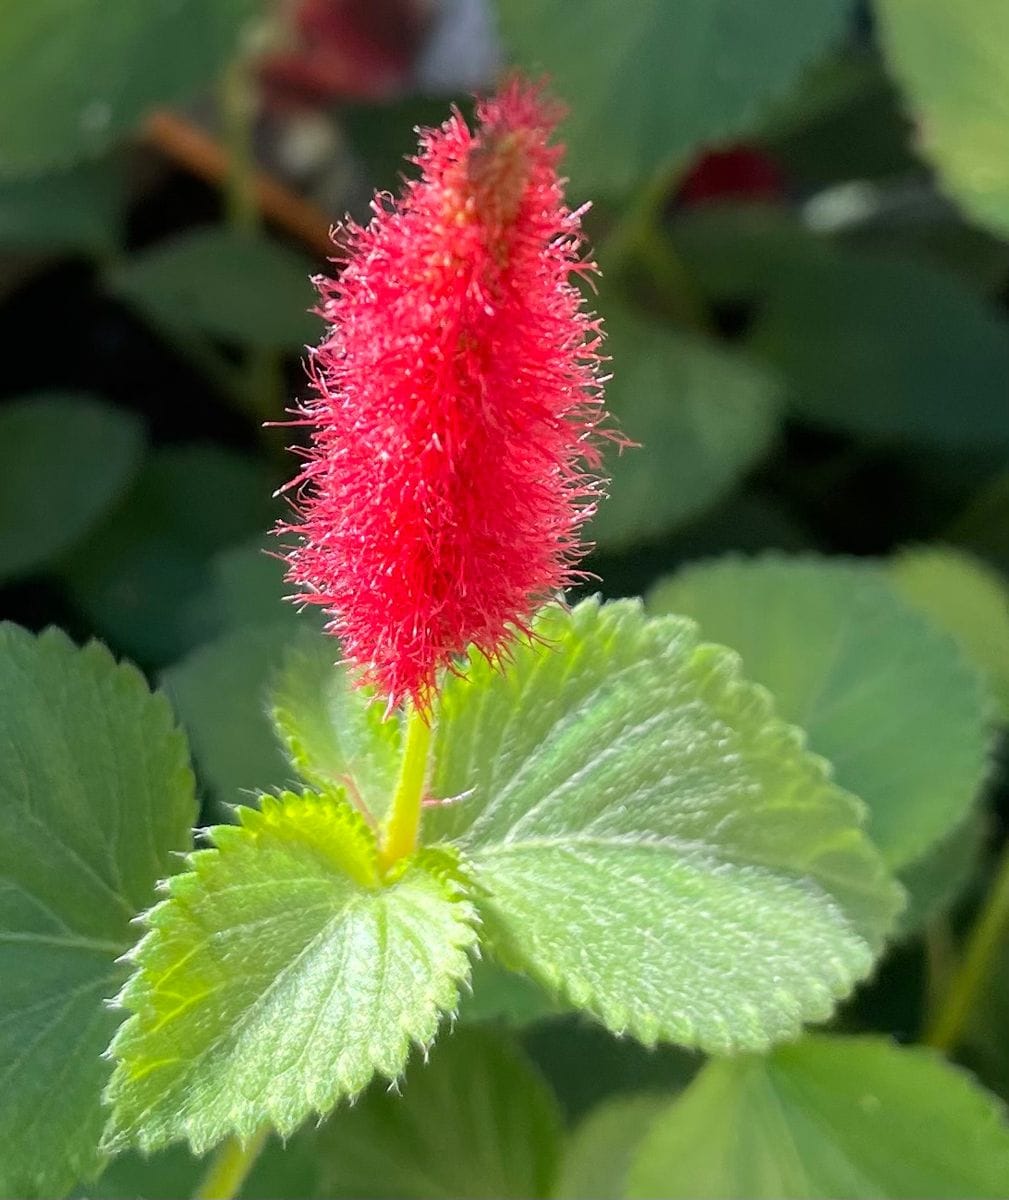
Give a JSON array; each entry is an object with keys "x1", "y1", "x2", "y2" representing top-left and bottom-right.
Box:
[{"x1": 3, "y1": 3, "x2": 1009, "y2": 1199}]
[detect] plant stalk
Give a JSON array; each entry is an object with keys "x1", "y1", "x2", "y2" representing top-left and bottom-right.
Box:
[
  {"x1": 598, "y1": 159, "x2": 712, "y2": 334},
  {"x1": 925, "y1": 838, "x2": 1009, "y2": 1052},
  {"x1": 220, "y1": 58, "x2": 260, "y2": 235},
  {"x1": 379, "y1": 703, "x2": 433, "y2": 872},
  {"x1": 193, "y1": 1127, "x2": 269, "y2": 1200}
]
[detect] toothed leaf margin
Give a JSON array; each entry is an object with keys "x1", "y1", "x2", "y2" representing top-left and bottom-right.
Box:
[{"x1": 104, "y1": 790, "x2": 479, "y2": 1154}]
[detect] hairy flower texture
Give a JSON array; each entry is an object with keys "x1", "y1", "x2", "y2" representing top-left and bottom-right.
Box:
[{"x1": 281, "y1": 78, "x2": 609, "y2": 711}]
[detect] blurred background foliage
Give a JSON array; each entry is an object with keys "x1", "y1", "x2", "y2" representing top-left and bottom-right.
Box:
[{"x1": 3, "y1": 0, "x2": 1009, "y2": 1197}]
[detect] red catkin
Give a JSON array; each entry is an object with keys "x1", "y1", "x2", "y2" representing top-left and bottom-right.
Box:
[{"x1": 280, "y1": 77, "x2": 610, "y2": 711}]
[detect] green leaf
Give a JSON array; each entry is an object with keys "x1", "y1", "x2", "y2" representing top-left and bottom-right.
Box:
[
  {"x1": 591, "y1": 308, "x2": 784, "y2": 548},
  {"x1": 60, "y1": 444, "x2": 279, "y2": 665},
  {"x1": 84, "y1": 1145, "x2": 206, "y2": 1200},
  {"x1": 94, "y1": 1031, "x2": 559, "y2": 1199},
  {"x1": 458, "y1": 958, "x2": 564, "y2": 1027},
  {"x1": 890, "y1": 546, "x2": 1009, "y2": 722},
  {"x1": 86, "y1": 1133, "x2": 322, "y2": 1199},
  {"x1": 555, "y1": 1094, "x2": 667, "y2": 1200},
  {"x1": 947, "y1": 472, "x2": 1009, "y2": 575},
  {"x1": 311, "y1": 1028, "x2": 563, "y2": 1199},
  {"x1": 667, "y1": 204, "x2": 815, "y2": 301},
  {"x1": 876, "y1": 0, "x2": 1009, "y2": 240},
  {"x1": 497, "y1": 0, "x2": 851, "y2": 195},
  {"x1": 108, "y1": 227, "x2": 320, "y2": 349},
  {"x1": 105, "y1": 792, "x2": 478, "y2": 1153},
  {"x1": 758, "y1": 52, "x2": 916, "y2": 190},
  {"x1": 0, "y1": 624, "x2": 196, "y2": 1198},
  {"x1": 625, "y1": 1035, "x2": 1009, "y2": 1199},
  {"x1": 896, "y1": 810, "x2": 986, "y2": 935},
  {"x1": 207, "y1": 538, "x2": 295, "y2": 629},
  {"x1": 0, "y1": 159, "x2": 121, "y2": 252},
  {"x1": 749, "y1": 250, "x2": 1009, "y2": 447},
  {"x1": 0, "y1": 0, "x2": 260, "y2": 176},
  {"x1": 0, "y1": 393, "x2": 144, "y2": 582},
  {"x1": 650, "y1": 556, "x2": 990, "y2": 869},
  {"x1": 271, "y1": 634, "x2": 401, "y2": 821},
  {"x1": 523, "y1": 1017, "x2": 700, "y2": 1123},
  {"x1": 427, "y1": 599, "x2": 901, "y2": 1054},
  {"x1": 161, "y1": 623, "x2": 303, "y2": 807}
]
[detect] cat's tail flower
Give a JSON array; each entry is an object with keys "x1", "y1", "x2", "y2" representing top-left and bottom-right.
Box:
[{"x1": 279, "y1": 76, "x2": 612, "y2": 712}]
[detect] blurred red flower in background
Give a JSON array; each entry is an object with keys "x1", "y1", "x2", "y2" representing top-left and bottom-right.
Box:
[
  {"x1": 261, "y1": 0, "x2": 431, "y2": 106},
  {"x1": 676, "y1": 143, "x2": 786, "y2": 207}
]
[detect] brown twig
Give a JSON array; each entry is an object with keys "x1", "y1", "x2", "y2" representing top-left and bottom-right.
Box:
[{"x1": 144, "y1": 108, "x2": 336, "y2": 259}]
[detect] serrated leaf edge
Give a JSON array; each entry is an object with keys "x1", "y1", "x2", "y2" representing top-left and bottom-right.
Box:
[
  {"x1": 451, "y1": 597, "x2": 903, "y2": 1053},
  {"x1": 101, "y1": 793, "x2": 480, "y2": 1153}
]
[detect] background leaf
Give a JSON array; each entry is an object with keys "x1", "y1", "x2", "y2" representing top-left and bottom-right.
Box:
[
  {"x1": 86, "y1": 1133, "x2": 320, "y2": 1199},
  {"x1": 625, "y1": 1035, "x2": 1009, "y2": 1199},
  {"x1": 896, "y1": 811, "x2": 987, "y2": 935},
  {"x1": 161, "y1": 622, "x2": 301, "y2": 808},
  {"x1": 309, "y1": 1028, "x2": 563, "y2": 1199},
  {"x1": 106, "y1": 793, "x2": 478, "y2": 1153},
  {"x1": 457, "y1": 958, "x2": 564, "y2": 1027},
  {"x1": 93, "y1": 1030, "x2": 560, "y2": 1199},
  {"x1": 889, "y1": 546, "x2": 1009, "y2": 722},
  {"x1": 749, "y1": 250, "x2": 1009, "y2": 447},
  {"x1": 0, "y1": 624, "x2": 196, "y2": 1198},
  {"x1": 590, "y1": 307, "x2": 784, "y2": 548},
  {"x1": 0, "y1": 393, "x2": 143, "y2": 583},
  {"x1": 650, "y1": 555, "x2": 990, "y2": 869},
  {"x1": 0, "y1": 0, "x2": 262, "y2": 175},
  {"x1": 0, "y1": 159, "x2": 121, "y2": 253},
  {"x1": 554, "y1": 1093, "x2": 667, "y2": 1200},
  {"x1": 876, "y1": 0, "x2": 1009, "y2": 240},
  {"x1": 108, "y1": 227, "x2": 320, "y2": 350},
  {"x1": 426, "y1": 599, "x2": 901, "y2": 1054},
  {"x1": 522, "y1": 1017, "x2": 700, "y2": 1124},
  {"x1": 206, "y1": 539, "x2": 294, "y2": 629},
  {"x1": 758, "y1": 52, "x2": 916, "y2": 190},
  {"x1": 60, "y1": 445, "x2": 279, "y2": 666},
  {"x1": 496, "y1": 0, "x2": 852, "y2": 194}
]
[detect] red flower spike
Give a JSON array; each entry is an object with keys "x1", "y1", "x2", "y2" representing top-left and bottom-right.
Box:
[{"x1": 279, "y1": 78, "x2": 611, "y2": 712}]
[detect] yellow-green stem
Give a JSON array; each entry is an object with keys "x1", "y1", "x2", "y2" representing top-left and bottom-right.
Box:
[
  {"x1": 379, "y1": 704, "x2": 433, "y2": 872},
  {"x1": 598, "y1": 158, "x2": 712, "y2": 334},
  {"x1": 193, "y1": 1127, "x2": 269, "y2": 1200},
  {"x1": 221, "y1": 58, "x2": 260, "y2": 234},
  {"x1": 925, "y1": 839, "x2": 1009, "y2": 1052},
  {"x1": 923, "y1": 915, "x2": 957, "y2": 1027}
]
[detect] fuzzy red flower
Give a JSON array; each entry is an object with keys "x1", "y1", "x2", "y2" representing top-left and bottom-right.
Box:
[{"x1": 280, "y1": 78, "x2": 608, "y2": 711}]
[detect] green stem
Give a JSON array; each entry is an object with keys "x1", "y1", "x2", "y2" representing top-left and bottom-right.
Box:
[
  {"x1": 379, "y1": 703, "x2": 433, "y2": 872},
  {"x1": 599, "y1": 160, "x2": 680, "y2": 266},
  {"x1": 193, "y1": 1127, "x2": 269, "y2": 1200},
  {"x1": 637, "y1": 223, "x2": 714, "y2": 334},
  {"x1": 220, "y1": 58, "x2": 260, "y2": 234},
  {"x1": 941, "y1": 470, "x2": 1009, "y2": 547},
  {"x1": 923, "y1": 915, "x2": 957, "y2": 1027},
  {"x1": 221, "y1": 54, "x2": 287, "y2": 432},
  {"x1": 598, "y1": 159, "x2": 712, "y2": 334},
  {"x1": 925, "y1": 839, "x2": 1009, "y2": 1053}
]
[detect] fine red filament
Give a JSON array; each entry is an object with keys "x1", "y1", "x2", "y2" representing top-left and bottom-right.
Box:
[{"x1": 280, "y1": 78, "x2": 609, "y2": 711}]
